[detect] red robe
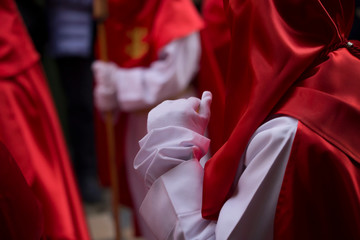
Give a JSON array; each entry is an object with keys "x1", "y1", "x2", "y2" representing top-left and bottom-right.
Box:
[
  {"x1": 0, "y1": 1, "x2": 90, "y2": 239},
  {"x1": 0, "y1": 142, "x2": 44, "y2": 240},
  {"x1": 95, "y1": 0, "x2": 204, "y2": 204}
]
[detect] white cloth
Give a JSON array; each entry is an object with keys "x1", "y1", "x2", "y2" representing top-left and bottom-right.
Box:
[
  {"x1": 92, "y1": 32, "x2": 201, "y2": 112},
  {"x1": 135, "y1": 116, "x2": 298, "y2": 239}
]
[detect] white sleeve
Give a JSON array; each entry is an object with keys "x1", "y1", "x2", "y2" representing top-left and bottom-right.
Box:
[
  {"x1": 135, "y1": 117, "x2": 298, "y2": 240},
  {"x1": 134, "y1": 126, "x2": 215, "y2": 240},
  {"x1": 112, "y1": 32, "x2": 201, "y2": 112},
  {"x1": 216, "y1": 116, "x2": 298, "y2": 239}
]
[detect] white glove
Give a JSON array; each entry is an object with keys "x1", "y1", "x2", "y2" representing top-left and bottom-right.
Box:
[
  {"x1": 147, "y1": 91, "x2": 212, "y2": 135},
  {"x1": 92, "y1": 60, "x2": 118, "y2": 112}
]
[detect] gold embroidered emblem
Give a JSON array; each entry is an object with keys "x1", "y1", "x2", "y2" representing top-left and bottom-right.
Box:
[{"x1": 125, "y1": 27, "x2": 149, "y2": 60}]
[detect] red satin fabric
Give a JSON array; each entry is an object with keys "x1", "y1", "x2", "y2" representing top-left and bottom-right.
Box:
[
  {"x1": 202, "y1": 0, "x2": 355, "y2": 219},
  {"x1": 197, "y1": 0, "x2": 230, "y2": 153},
  {"x1": 0, "y1": 1, "x2": 90, "y2": 238},
  {"x1": 273, "y1": 48, "x2": 360, "y2": 237},
  {"x1": 0, "y1": 142, "x2": 44, "y2": 240},
  {"x1": 0, "y1": 63, "x2": 91, "y2": 240},
  {"x1": 275, "y1": 47, "x2": 360, "y2": 164},
  {"x1": 274, "y1": 122, "x2": 360, "y2": 239}
]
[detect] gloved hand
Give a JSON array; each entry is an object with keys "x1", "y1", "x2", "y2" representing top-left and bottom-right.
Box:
[
  {"x1": 92, "y1": 60, "x2": 119, "y2": 112},
  {"x1": 147, "y1": 91, "x2": 212, "y2": 135}
]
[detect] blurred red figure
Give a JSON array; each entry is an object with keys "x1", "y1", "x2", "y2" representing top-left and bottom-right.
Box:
[
  {"x1": 0, "y1": 1, "x2": 90, "y2": 239},
  {"x1": 0, "y1": 142, "x2": 44, "y2": 240},
  {"x1": 92, "y1": 0, "x2": 204, "y2": 238}
]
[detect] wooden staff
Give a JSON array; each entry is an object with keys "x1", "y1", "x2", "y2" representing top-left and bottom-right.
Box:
[{"x1": 93, "y1": 1, "x2": 121, "y2": 240}]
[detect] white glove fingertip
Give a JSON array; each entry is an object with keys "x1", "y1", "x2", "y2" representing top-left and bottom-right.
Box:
[
  {"x1": 202, "y1": 91, "x2": 212, "y2": 100},
  {"x1": 199, "y1": 91, "x2": 212, "y2": 117}
]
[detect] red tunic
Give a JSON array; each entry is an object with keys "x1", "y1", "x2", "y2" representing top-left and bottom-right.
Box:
[{"x1": 0, "y1": 1, "x2": 90, "y2": 239}]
